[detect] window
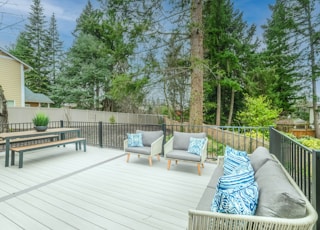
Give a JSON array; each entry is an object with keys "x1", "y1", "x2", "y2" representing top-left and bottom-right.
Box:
[{"x1": 6, "y1": 100, "x2": 15, "y2": 107}]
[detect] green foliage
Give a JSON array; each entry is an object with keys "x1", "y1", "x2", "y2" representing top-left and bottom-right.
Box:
[
  {"x1": 109, "y1": 115, "x2": 116, "y2": 124},
  {"x1": 32, "y1": 112, "x2": 49, "y2": 126},
  {"x1": 236, "y1": 95, "x2": 282, "y2": 126}
]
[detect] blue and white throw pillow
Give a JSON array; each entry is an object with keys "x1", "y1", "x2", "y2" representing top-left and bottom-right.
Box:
[
  {"x1": 224, "y1": 145, "x2": 250, "y2": 175},
  {"x1": 187, "y1": 137, "x2": 206, "y2": 155},
  {"x1": 211, "y1": 162, "x2": 259, "y2": 215},
  {"x1": 127, "y1": 133, "x2": 144, "y2": 147}
]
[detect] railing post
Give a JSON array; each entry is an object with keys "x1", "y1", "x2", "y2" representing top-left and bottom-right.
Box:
[
  {"x1": 98, "y1": 121, "x2": 103, "y2": 148},
  {"x1": 161, "y1": 123, "x2": 166, "y2": 156},
  {"x1": 312, "y1": 150, "x2": 320, "y2": 230},
  {"x1": 60, "y1": 120, "x2": 64, "y2": 128}
]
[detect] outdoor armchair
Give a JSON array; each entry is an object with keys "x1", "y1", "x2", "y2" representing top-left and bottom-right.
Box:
[
  {"x1": 164, "y1": 131, "x2": 207, "y2": 175},
  {"x1": 124, "y1": 130, "x2": 164, "y2": 166}
]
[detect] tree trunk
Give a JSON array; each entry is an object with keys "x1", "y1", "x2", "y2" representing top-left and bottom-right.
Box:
[
  {"x1": 189, "y1": 0, "x2": 204, "y2": 127},
  {"x1": 0, "y1": 85, "x2": 8, "y2": 133},
  {"x1": 227, "y1": 88, "x2": 235, "y2": 126},
  {"x1": 216, "y1": 80, "x2": 221, "y2": 126}
]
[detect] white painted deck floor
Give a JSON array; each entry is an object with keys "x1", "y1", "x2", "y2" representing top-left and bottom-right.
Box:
[{"x1": 0, "y1": 145, "x2": 217, "y2": 230}]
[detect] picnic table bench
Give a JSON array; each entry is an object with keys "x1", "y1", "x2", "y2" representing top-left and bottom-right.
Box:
[
  {"x1": 0, "y1": 134, "x2": 59, "y2": 146},
  {"x1": 10, "y1": 137, "x2": 86, "y2": 168}
]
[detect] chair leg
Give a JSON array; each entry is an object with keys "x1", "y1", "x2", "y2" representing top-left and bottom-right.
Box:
[
  {"x1": 197, "y1": 163, "x2": 201, "y2": 176},
  {"x1": 167, "y1": 160, "x2": 171, "y2": 170},
  {"x1": 157, "y1": 154, "x2": 160, "y2": 161},
  {"x1": 201, "y1": 163, "x2": 204, "y2": 168},
  {"x1": 148, "y1": 156, "x2": 152, "y2": 166},
  {"x1": 175, "y1": 160, "x2": 178, "y2": 165},
  {"x1": 126, "y1": 153, "x2": 130, "y2": 163}
]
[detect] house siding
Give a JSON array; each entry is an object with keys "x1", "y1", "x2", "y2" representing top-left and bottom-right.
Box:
[{"x1": 0, "y1": 54, "x2": 23, "y2": 107}]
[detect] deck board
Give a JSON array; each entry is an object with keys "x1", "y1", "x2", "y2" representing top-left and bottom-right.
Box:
[{"x1": 0, "y1": 145, "x2": 217, "y2": 229}]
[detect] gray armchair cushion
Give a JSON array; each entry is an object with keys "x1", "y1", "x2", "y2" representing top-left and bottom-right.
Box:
[
  {"x1": 125, "y1": 146, "x2": 151, "y2": 155},
  {"x1": 254, "y1": 160, "x2": 306, "y2": 218},
  {"x1": 250, "y1": 146, "x2": 274, "y2": 172},
  {"x1": 166, "y1": 150, "x2": 201, "y2": 162},
  {"x1": 136, "y1": 130, "x2": 163, "y2": 147},
  {"x1": 173, "y1": 131, "x2": 206, "y2": 150}
]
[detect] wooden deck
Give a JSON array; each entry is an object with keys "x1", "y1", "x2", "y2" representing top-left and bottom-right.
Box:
[{"x1": 0, "y1": 145, "x2": 217, "y2": 230}]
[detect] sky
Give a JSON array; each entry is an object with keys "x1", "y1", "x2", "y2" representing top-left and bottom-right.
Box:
[{"x1": 0, "y1": 0, "x2": 275, "y2": 51}]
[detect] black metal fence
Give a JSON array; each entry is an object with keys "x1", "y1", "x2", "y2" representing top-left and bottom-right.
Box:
[{"x1": 269, "y1": 127, "x2": 319, "y2": 229}]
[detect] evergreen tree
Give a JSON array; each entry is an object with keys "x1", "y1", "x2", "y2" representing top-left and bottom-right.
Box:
[
  {"x1": 203, "y1": 0, "x2": 258, "y2": 125},
  {"x1": 45, "y1": 13, "x2": 64, "y2": 84},
  {"x1": 288, "y1": 0, "x2": 320, "y2": 137},
  {"x1": 24, "y1": 0, "x2": 50, "y2": 94},
  {"x1": 261, "y1": 0, "x2": 302, "y2": 116},
  {"x1": 53, "y1": 0, "x2": 154, "y2": 111}
]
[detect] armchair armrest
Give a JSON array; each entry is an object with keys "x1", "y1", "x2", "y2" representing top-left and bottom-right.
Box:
[
  {"x1": 200, "y1": 138, "x2": 208, "y2": 163},
  {"x1": 123, "y1": 139, "x2": 128, "y2": 150},
  {"x1": 150, "y1": 135, "x2": 164, "y2": 156},
  {"x1": 164, "y1": 137, "x2": 174, "y2": 157}
]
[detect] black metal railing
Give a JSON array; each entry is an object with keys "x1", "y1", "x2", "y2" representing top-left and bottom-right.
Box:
[{"x1": 269, "y1": 127, "x2": 319, "y2": 229}]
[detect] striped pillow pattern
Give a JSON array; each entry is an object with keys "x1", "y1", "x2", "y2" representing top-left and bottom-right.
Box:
[{"x1": 211, "y1": 162, "x2": 259, "y2": 215}]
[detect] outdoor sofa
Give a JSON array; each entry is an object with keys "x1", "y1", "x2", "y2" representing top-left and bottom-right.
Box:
[
  {"x1": 188, "y1": 146, "x2": 318, "y2": 230},
  {"x1": 124, "y1": 130, "x2": 164, "y2": 166}
]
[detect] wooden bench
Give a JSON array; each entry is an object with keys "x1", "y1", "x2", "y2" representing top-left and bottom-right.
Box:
[
  {"x1": 0, "y1": 134, "x2": 59, "y2": 145},
  {"x1": 10, "y1": 137, "x2": 87, "y2": 168}
]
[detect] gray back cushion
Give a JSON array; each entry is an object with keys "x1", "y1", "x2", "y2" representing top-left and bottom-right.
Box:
[
  {"x1": 254, "y1": 160, "x2": 306, "y2": 218},
  {"x1": 173, "y1": 131, "x2": 206, "y2": 150},
  {"x1": 136, "y1": 130, "x2": 163, "y2": 147},
  {"x1": 250, "y1": 146, "x2": 274, "y2": 172}
]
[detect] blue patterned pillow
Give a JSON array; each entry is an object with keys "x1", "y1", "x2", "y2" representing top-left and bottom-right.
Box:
[
  {"x1": 211, "y1": 163, "x2": 259, "y2": 215},
  {"x1": 187, "y1": 137, "x2": 206, "y2": 155},
  {"x1": 224, "y1": 145, "x2": 250, "y2": 175},
  {"x1": 127, "y1": 133, "x2": 144, "y2": 147}
]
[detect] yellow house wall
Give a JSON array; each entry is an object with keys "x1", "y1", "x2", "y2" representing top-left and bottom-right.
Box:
[{"x1": 0, "y1": 52, "x2": 23, "y2": 107}]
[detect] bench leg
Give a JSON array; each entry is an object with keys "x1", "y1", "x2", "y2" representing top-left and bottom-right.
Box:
[
  {"x1": 83, "y1": 140, "x2": 86, "y2": 152},
  {"x1": 19, "y1": 152, "x2": 24, "y2": 168},
  {"x1": 11, "y1": 150, "x2": 15, "y2": 166}
]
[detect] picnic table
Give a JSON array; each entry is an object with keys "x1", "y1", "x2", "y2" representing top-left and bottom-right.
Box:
[{"x1": 0, "y1": 128, "x2": 84, "y2": 167}]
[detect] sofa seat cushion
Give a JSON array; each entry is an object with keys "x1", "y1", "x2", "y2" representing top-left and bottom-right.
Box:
[
  {"x1": 207, "y1": 164, "x2": 224, "y2": 189},
  {"x1": 255, "y1": 160, "x2": 307, "y2": 218},
  {"x1": 173, "y1": 131, "x2": 206, "y2": 150},
  {"x1": 136, "y1": 130, "x2": 163, "y2": 147},
  {"x1": 196, "y1": 187, "x2": 216, "y2": 211},
  {"x1": 125, "y1": 146, "x2": 151, "y2": 155},
  {"x1": 166, "y1": 150, "x2": 201, "y2": 162}
]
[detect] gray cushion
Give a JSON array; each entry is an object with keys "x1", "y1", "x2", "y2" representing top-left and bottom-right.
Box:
[
  {"x1": 173, "y1": 131, "x2": 206, "y2": 150},
  {"x1": 196, "y1": 187, "x2": 216, "y2": 211},
  {"x1": 136, "y1": 130, "x2": 163, "y2": 147},
  {"x1": 250, "y1": 146, "x2": 274, "y2": 172},
  {"x1": 254, "y1": 160, "x2": 306, "y2": 218},
  {"x1": 166, "y1": 150, "x2": 201, "y2": 162},
  {"x1": 207, "y1": 164, "x2": 224, "y2": 189},
  {"x1": 125, "y1": 146, "x2": 151, "y2": 155}
]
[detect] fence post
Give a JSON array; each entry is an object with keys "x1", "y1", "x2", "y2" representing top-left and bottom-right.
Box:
[
  {"x1": 312, "y1": 150, "x2": 320, "y2": 230},
  {"x1": 98, "y1": 121, "x2": 103, "y2": 148}
]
